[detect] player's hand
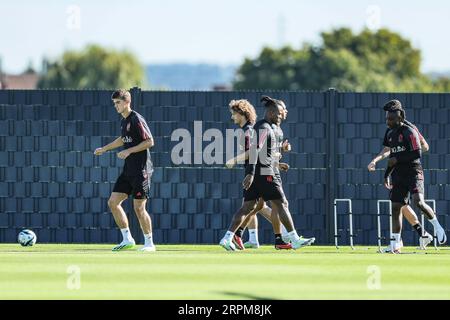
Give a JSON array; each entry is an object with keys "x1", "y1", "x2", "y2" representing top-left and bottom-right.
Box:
[
  {"x1": 274, "y1": 152, "x2": 282, "y2": 161},
  {"x1": 117, "y1": 150, "x2": 131, "y2": 160},
  {"x1": 225, "y1": 158, "x2": 236, "y2": 169},
  {"x1": 282, "y1": 140, "x2": 291, "y2": 152},
  {"x1": 279, "y1": 162, "x2": 290, "y2": 171},
  {"x1": 387, "y1": 157, "x2": 397, "y2": 167},
  {"x1": 242, "y1": 174, "x2": 254, "y2": 190},
  {"x1": 384, "y1": 177, "x2": 392, "y2": 190},
  {"x1": 367, "y1": 161, "x2": 376, "y2": 172},
  {"x1": 94, "y1": 147, "x2": 105, "y2": 156}
]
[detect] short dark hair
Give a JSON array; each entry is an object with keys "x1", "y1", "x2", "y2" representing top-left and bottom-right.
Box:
[{"x1": 111, "y1": 89, "x2": 131, "y2": 102}]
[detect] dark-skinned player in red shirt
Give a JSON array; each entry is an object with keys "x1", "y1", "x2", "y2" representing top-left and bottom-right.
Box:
[
  {"x1": 383, "y1": 108, "x2": 446, "y2": 253},
  {"x1": 220, "y1": 96, "x2": 314, "y2": 251}
]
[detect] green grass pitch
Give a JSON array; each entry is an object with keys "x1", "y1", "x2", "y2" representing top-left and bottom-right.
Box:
[{"x1": 0, "y1": 244, "x2": 449, "y2": 300}]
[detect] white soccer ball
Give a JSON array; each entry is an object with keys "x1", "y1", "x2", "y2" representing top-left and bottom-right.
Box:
[{"x1": 18, "y1": 229, "x2": 37, "y2": 247}]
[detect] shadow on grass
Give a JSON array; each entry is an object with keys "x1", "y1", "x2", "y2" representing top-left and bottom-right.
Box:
[{"x1": 215, "y1": 291, "x2": 278, "y2": 300}]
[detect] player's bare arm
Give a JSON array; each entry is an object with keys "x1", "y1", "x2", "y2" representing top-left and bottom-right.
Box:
[
  {"x1": 420, "y1": 136, "x2": 429, "y2": 153},
  {"x1": 94, "y1": 136, "x2": 124, "y2": 155},
  {"x1": 279, "y1": 162, "x2": 289, "y2": 171},
  {"x1": 282, "y1": 139, "x2": 291, "y2": 152},
  {"x1": 117, "y1": 138, "x2": 154, "y2": 160},
  {"x1": 225, "y1": 150, "x2": 250, "y2": 168},
  {"x1": 242, "y1": 174, "x2": 254, "y2": 190},
  {"x1": 368, "y1": 146, "x2": 390, "y2": 171}
]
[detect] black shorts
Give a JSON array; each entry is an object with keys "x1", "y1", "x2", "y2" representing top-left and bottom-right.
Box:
[
  {"x1": 390, "y1": 168, "x2": 424, "y2": 205},
  {"x1": 113, "y1": 172, "x2": 151, "y2": 199},
  {"x1": 243, "y1": 175, "x2": 285, "y2": 202}
]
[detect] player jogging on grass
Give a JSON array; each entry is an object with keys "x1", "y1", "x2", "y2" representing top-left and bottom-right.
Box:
[
  {"x1": 227, "y1": 96, "x2": 306, "y2": 249},
  {"x1": 94, "y1": 89, "x2": 156, "y2": 252},
  {"x1": 220, "y1": 96, "x2": 314, "y2": 251},
  {"x1": 369, "y1": 100, "x2": 437, "y2": 251},
  {"x1": 381, "y1": 103, "x2": 446, "y2": 253},
  {"x1": 225, "y1": 98, "x2": 292, "y2": 250}
]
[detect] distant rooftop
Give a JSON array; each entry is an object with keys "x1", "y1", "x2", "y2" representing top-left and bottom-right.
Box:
[{"x1": 0, "y1": 71, "x2": 39, "y2": 89}]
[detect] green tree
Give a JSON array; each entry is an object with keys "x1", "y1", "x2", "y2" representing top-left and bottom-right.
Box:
[
  {"x1": 234, "y1": 27, "x2": 442, "y2": 92},
  {"x1": 38, "y1": 45, "x2": 145, "y2": 89},
  {"x1": 433, "y1": 77, "x2": 450, "y2": 92},
  {"x1": 321, "y1": 28, "x2": 421, "y2": 78}
]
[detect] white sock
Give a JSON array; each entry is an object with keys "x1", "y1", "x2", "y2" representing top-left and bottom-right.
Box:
[
  {"x1": 429, "y1": 217, "x2": 442, "y2": 231},
  {"x1": 144, "y1": 233, "x2": 154, "y2": 247},
  {"x1": 224, "y1": 231, "x2": 234, "y2": 241},
  {"x1": 281, "y1": 225, "x2": 289, "y2": 238},
  {"x1": 391, "y1": 233, "x2": 401, "y2": 248},
  {"x1": 248, "y1": 229, "x2": 258, "y2": 244},
  {"x1": 288, "y1": 230, "x2": 300, "y2": 242},
  {"x1": 121, "y1": 228, "x2": 134, "y2": 242}
]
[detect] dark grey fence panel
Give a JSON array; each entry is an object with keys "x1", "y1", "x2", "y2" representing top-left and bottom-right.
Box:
[{"x1": 0, "y1": 88, "x2": 448, "y2": 245}]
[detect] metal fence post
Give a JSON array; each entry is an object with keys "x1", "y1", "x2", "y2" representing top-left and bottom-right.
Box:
[{"x1": 326, "y1": 88, "x2": 338, "y2": 244}]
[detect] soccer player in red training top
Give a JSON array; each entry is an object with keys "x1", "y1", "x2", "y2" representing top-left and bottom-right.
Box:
[
  {"x1": 383, "y1": 107, "x2": 446, "y2": 253},
  {"x1": 94, "y1": 89, "x2": 156, "y2": 252},
  {"x1": 229, "y1": 96, "x2": 311, "y2": 250},
  {"x1": 220, "y1": 96, "x2": 314, "y2": 251},
  {"x1": 224, "y1": 99, "x2": 257, "y2": 250},
  {"x1": 369, "y1": 100, "x2": 434, "y2": 251}
]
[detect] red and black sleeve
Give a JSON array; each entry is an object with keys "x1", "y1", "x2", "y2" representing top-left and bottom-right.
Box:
[
  {"x1": 135, "y1": 116, "x2": 153, "y2": 141},
  {"x1": 394, "y1": 127, "x2": 421, "y2": 164}
]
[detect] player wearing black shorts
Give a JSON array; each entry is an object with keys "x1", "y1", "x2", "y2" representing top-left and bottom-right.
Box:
[
  {"x1": 369, "y1": 99, "x2": 434, "y2": 251},
  {"x1": 220, "y1": 96, "x2": 313, "y2": 251},
  {"x1": 94, "y1": 89, "x2": 156, "y2": 252},
  {"x1": 383, "y1": 108, "x2": 446, "y2": 253},
  {"x1": 223, "y1": 99, "x2": 257, "y2": 250},
  {"x1": 233, "y1": 96, "x2": 314, "y2": 250}
]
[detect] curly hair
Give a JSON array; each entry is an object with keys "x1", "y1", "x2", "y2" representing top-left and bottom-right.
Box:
[{"x1": 229, "y1": 99, "x2": 257, "y2": 124}]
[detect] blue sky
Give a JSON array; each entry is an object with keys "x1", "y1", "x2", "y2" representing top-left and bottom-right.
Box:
[{"x1": 1, "y1": 0, "x2": 449, "y2": 73}]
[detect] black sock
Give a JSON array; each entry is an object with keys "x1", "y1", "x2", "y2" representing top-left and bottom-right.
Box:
[
  {"x1": 413, "y1": 223, "x2": 423, "y2": 237},
  {"x1": 235, "y1": 227, "x2": 244, "y2": 238},
  {"x1": 275, "y1": 234, "x2": 284, "y2": 244}
]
